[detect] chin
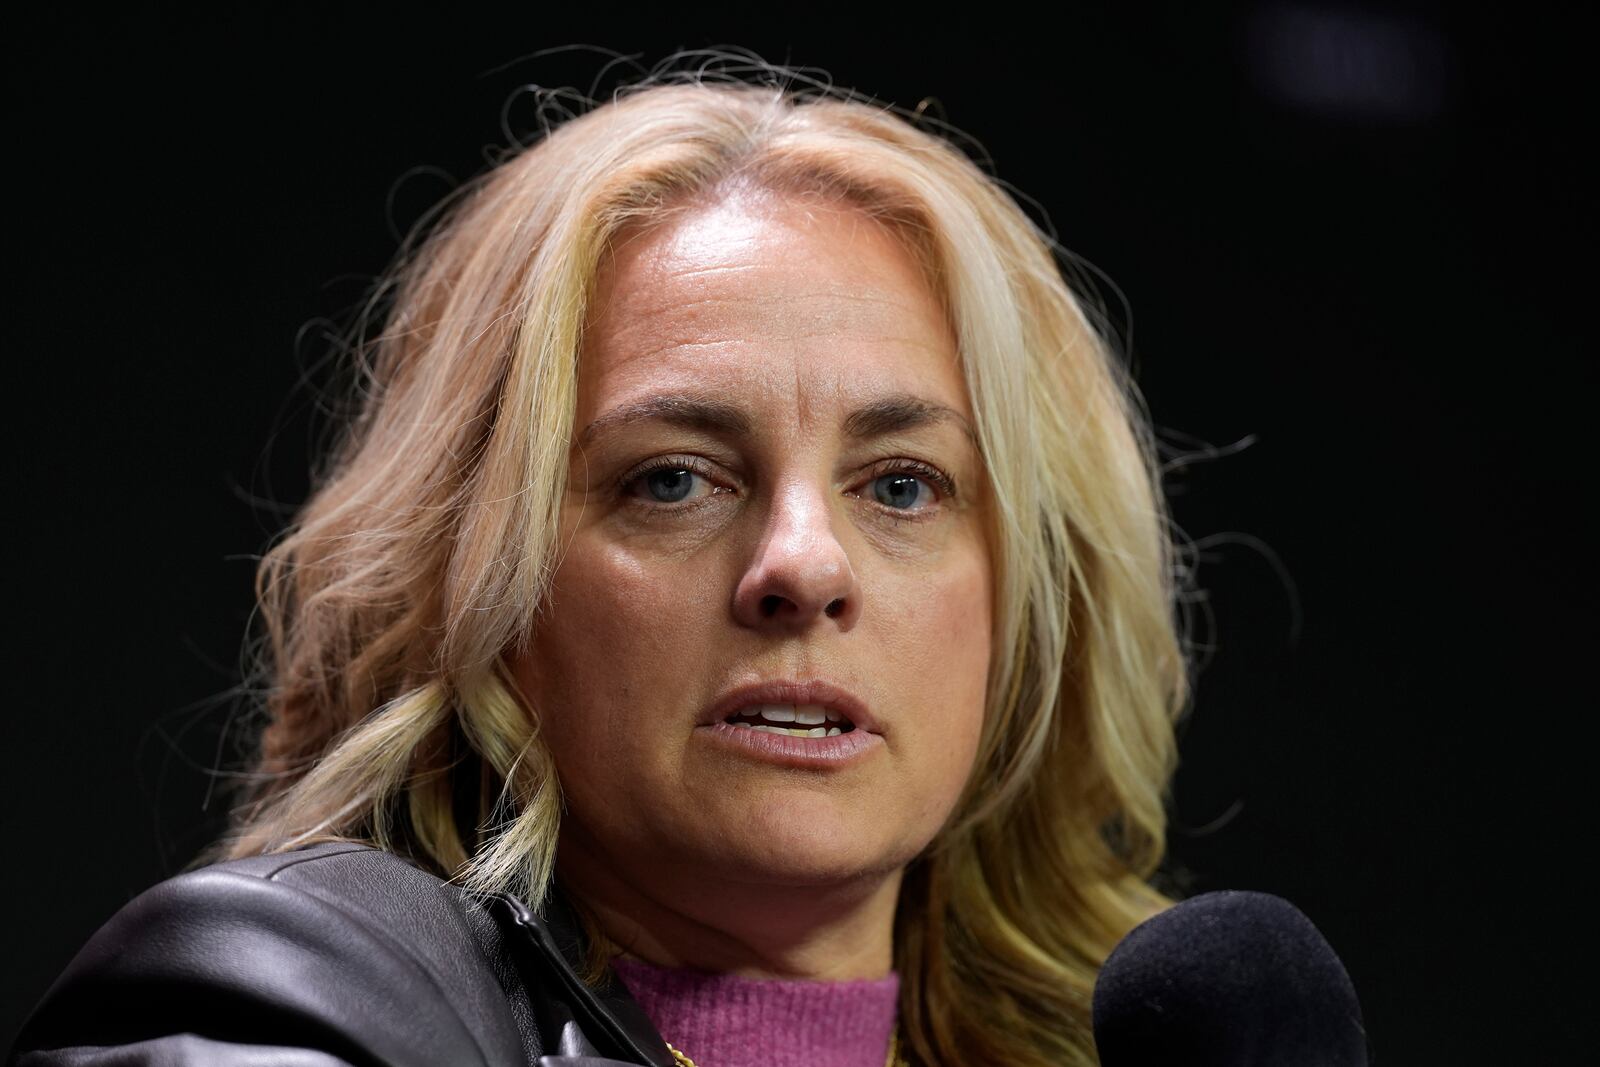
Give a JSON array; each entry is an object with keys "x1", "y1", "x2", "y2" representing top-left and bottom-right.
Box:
[{"x1": 705, "y1": 820, "x2": 917, "y2": 889}]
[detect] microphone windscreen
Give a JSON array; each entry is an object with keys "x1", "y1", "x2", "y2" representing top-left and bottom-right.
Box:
[{"x1": 1092, "y1": 890, "x2": 1369, "y2": 1067}]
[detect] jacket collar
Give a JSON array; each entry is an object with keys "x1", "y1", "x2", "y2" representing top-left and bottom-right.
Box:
[{"x1": 491, "y1": 885, "x2": 677, "y2": 1067}]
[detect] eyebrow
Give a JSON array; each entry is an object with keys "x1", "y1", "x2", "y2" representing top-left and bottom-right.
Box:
[{"x1": 576, "y1": 391, "x2": 979, "y2": 450}]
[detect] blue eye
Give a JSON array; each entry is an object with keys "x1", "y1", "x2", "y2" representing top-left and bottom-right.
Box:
[
  {"x1": 620, "y1": 456, "x2": 955, "y2": 519},
  {"x1": 864, "y1": 459, "x2": 955, "y2": 517},
  {"x1": 640, "y1": 467, "x2": 700, "y2": 504},
  {"x1": 871, "y1": 472, "x2": 932, "y2": 510},
  {"x1": 624, "y1": 460, "x2": 714, "y2": 505}
]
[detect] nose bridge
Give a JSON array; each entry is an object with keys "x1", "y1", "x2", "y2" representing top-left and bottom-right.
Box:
[
  {"x1": 766, "y1": 472, "x2": 834, "y2": 550},
  {"x1": 733, "y1": 465, "x2": 859, "y2": 628}
]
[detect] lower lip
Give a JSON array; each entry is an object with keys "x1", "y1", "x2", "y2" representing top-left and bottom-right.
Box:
[{"x1": 696, "y1": 721, "x2": 882, "y2": 769}]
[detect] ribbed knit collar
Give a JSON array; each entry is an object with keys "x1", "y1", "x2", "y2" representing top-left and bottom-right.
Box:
[{"x1": 609, "y1": 955, "x2": 900, "y2": 1067}]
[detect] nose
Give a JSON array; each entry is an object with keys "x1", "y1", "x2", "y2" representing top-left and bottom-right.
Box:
[{"x1": 732, "y1": 478, "x2": 861, "y2": 631}]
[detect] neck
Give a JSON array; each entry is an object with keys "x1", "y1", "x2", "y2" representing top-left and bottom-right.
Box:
[{"x1": 555, "y1": 822, "x2": 902, "y2": 981}]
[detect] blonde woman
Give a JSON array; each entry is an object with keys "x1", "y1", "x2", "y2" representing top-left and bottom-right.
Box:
[{"x1": 10, "y1": 63, "x2": 1186, "y2": 1067}]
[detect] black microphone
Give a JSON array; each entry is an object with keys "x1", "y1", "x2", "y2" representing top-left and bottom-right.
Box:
[{"x1": 1092, "y1": 890, "x2": 1370, "y2": 1066}]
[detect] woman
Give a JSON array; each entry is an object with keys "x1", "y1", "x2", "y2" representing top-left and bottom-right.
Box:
[{"x1": 10, "y1": 64, "x2": 1187, "y2": 1067}]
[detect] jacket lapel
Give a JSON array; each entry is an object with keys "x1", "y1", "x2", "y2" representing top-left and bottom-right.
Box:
[{"x1": 490, "y1": 887, "x2": 677, "y2": 1067}]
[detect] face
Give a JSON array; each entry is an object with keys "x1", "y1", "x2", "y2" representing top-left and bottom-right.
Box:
[{"x1": 509, "y1": 190, "x2": 993, "y2": 896}]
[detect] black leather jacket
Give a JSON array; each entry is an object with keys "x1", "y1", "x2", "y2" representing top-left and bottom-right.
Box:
[{"x1": 8, "y1": 842, "x2": 679, "y2": 1067}]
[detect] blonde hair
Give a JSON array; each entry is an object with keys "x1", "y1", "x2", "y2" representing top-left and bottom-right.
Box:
[{"x1": 199, "y1": 57, "x2": 1190, "y2": 1067}]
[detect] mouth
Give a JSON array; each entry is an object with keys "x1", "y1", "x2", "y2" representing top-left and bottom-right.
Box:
[
  {"x1": 703, "y1": 679, "x2": 878, "y2": 736},
  {"x1": 700, "y1": 687, "x2": 882, "y2": 769},
  {"x1": 723, "y1": 704, "x2": 857, "y2": 737}
]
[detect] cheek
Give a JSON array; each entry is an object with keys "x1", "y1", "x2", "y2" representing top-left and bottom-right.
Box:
[
  {"x1": 943, "y1": 564, "x2": 994, "y2": 754},
  {"x1": 551, "y1": 539, "x2": 708, "y2": 657},
  {"x1": 875, "y1": 548, "x2": 992, "y2": 773},
  {"x1": 525, "y1": 541, "x2": 712, "y2": 755}
]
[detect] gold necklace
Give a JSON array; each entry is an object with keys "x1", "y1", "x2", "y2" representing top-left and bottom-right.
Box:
[{"x1": 665, "y1": 1021, "x2": 906, "y2": 1067}]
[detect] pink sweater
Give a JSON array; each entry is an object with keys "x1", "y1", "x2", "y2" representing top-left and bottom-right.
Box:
[{"x1": 609, "y1": 956, "x2": 901, "y2": 1067}]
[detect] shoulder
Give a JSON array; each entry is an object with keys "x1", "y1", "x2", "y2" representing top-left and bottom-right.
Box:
[
  {"x1": 10, "y1": 843, "x2": 528, "y2": 1067},
  {"x1": 192, "y1": 840, "x2": 483, "y2": 937}
]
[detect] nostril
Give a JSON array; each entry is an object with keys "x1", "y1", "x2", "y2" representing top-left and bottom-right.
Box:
[{"x1": 752, "y1": 595, "x2": 846, "y2": 619}]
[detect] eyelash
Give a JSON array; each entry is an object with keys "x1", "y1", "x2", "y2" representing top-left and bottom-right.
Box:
[{"x1": 618, "y1": 455, "x2": 957, "y2": 524}]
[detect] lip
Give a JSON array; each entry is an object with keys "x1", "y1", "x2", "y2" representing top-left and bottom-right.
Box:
[
  {"x1": 697, "y1": 719, "x2": 883, "y2": 770},
  {"x1": 702, "y1": 679, "x2": 880, "y2": 734}
]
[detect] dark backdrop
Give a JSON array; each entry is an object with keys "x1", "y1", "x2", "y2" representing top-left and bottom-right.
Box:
[{"x1": 7, "y1": 6, "x2": 1580, "y2": 1062}]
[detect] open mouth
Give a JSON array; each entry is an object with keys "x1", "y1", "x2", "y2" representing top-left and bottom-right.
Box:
[{"x1": 724, "y1": 703, "x2": 856, "y2": 738}]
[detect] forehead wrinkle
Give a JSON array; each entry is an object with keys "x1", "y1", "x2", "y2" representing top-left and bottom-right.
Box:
[
  {"x1": 607, "y1": 295, "x2": 947, "y2": 357},
  {"x1": 625, "y1": 269, "x2": 931, "y2": 317},
  {"x1": 616, "y1": 334, "x2": 948, "y2": 363}
]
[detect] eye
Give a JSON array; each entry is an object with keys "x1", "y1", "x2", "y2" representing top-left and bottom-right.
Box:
[
  {"x1": 859, "y1": 459, "x2": 957, "y2": 519},
  {"x1": 870, "y1": 472, "x2": 933, "y2": 510},
  {"x1": 638, "y1": 467, "x2": 699, "y2": 504},
  {"x1": 619, "y1": 456, "x2": 723, "y2": 507}
]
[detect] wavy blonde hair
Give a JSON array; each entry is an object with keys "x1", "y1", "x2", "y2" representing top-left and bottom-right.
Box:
[{"x1": 198, "y1": 58, "x2": 1190, "y2": 1067}]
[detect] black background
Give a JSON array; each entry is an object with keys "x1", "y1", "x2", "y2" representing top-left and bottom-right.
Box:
[{"x1": 6, "y1": 6, "x2": 1582, "y2": 1062}]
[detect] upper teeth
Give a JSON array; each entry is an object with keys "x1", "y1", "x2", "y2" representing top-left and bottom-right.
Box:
[{"x1": 743, "y1": 704, "x2": 842, "y2": 725}]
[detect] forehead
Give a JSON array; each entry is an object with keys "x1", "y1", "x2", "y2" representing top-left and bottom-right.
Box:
[{"x1": 578, "y1": 192, "x2": 965, "y2": 416}]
